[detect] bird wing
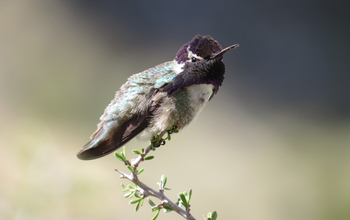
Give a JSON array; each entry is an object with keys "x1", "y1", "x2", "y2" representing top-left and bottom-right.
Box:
[
  {"x1": 76, "y1": 90, "x2": 162, "y2": 160},
  {"x1": 77, "y1": 62, "x2": 177, "y2": 160}
]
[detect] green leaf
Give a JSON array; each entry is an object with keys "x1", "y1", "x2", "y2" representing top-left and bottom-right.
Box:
[
  {"x1": 145, "y1": 156, "x2": 154, "y2": 160},
  {"x1": 135, "y1": 201, "x2": 141, "y2": 212},
  {"x1": 151, "y1": 208, "x2": 159, "y2": 212},
  {"x1": 132, "y1": 149, "x2": 142, "y2": 155},
  {"x1": 151, "y1": 135, "x2": 158, "y2": 143},
  {"x1": 127, "y1": 165, "x2": 134, "y2": 172},
  {"x1": 164, "y1": 187, "x2": 171, "y2": 190},
  {"x1": 124, "y1": 191, "x2": 134, "y2": 198},
  {"x1": 167, "y1": 125, "x2": 176, "y2": 131},
  {"x1": 127, "y1": 184, "x2": 136, "y2": 190},
  {"x1": 134, "y1": 192, "x2": 141, "y2": 198},
  {"x1": 121, "y1": 183, "x2": 128, "y2": 192},
  {"x1": 161, "y1": 175, "x2": 167, "y2": 188},
  {"x1": 152, "y1": 209, "x2": 160, "y2": 220},
  {"x1": 163, "y1": 205, "x2": 172, "y2": 213},
  {"x1": 122, "y1": 146, "x2": 126, "y2": 158},
  {"x1": 148, "y1": 198, "x2": 156, "y2": 207},
  {"x1": 137, "y1": 168, "x2": 144, "y2": 175},
  {"x1": 188, "y1": 189, "x2": 192, "y2": 204},
  {"x1": 114, "y1": 152, "x2": 126, "y2": 162},
  {"x1": 129, "y1": 197, "x2": 142, "y2": 204},
  {"x1": 135, "y1": 199, "x2": 143, "y2": 212},
  {"x1": 178, "y1": 193, "x2": 188, "y2": 207},
  {"x1": 140, "y1": 197, "x2": 144, "y2": 206},
  {"x1": 211, "y1": 211, "x2": 218, "y2": 220},
  {"x1": 205, "y1": 211, "x2": 218, "y2": 220}
]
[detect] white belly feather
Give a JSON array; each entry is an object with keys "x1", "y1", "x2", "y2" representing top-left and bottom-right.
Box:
[
  {"x1": 137, "y1": 84, "x2": 214, "y2": 141},
  {"x1": 186, "y1": 84, "x2": 214, "y2": 121}
]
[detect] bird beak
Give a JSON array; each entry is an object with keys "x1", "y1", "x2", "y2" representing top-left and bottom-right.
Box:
[{"x1": 210, "y1": 44, "x2": 239, "y2": 60}]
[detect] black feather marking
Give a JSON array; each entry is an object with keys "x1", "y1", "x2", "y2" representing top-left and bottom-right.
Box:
[
  {"x1": 163, "y1": 60, "x2": 225, "y2": 96},
  {"x1": 162, "y1": 72, "x2": 199, "y2": 95}
]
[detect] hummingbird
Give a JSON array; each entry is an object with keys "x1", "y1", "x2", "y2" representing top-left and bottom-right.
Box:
[{"x1": 77, "y1": 35, "x2": 239, "y2": 160}]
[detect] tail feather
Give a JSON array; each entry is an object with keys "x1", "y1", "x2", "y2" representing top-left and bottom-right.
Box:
[{"x1": 77, "y1": 114, "x2": 150, "y2": 160}]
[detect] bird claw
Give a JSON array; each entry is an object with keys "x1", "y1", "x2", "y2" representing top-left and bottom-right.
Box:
[{"x1": 152, "y1": 140, "x2": 166, "y2": 148}]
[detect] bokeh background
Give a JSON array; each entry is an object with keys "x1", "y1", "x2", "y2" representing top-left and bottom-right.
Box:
[{"x1": 1, "y1": 0, "x2": 350, "y2": 219}]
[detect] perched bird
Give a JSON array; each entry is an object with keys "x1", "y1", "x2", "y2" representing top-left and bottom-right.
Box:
[{"x1": 77, "y1": 35, "x2": 239, "y2": 160}]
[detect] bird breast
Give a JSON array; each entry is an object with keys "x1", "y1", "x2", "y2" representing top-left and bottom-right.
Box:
[
  {"x1": 137, "y1": 83, "x2": 214, "y2": 141},
  {"x1": 185, "y1": 84, "x2": 214, "y2": 122}
]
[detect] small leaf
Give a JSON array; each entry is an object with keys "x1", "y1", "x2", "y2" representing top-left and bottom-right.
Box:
[
  {"x1": 132, "y1": 149, "x2": 142, "y2": 155},
  {"x1": 127, "y1": 184, "x2": 136, "y2": 190},
  {"x1": 141, "y1": 148, "x2": 145, "y2": 154},
  {"x1": 211, "y1": 211, "x2": 218, "y2": 220},
  {"x1": 122, "y1": 146, "x2": 126, "y2": 158},
  {"x1": 207, "y1": 211, "x2": 218, "y2": 220},
  {"x1": 151, "y1": 208, "x2": 160, "y2": 212},
  {"x1": 178, "y1": 193, "x2": 188, "y2": 207},
  {"x1": 163, "y1": 205, "x2": 172, "y2": 213},
  {"x1": 124, "y1": 191, "x2": 134, "y2": 198},
  {"x1": 188, "y1": 189, "x2": 192, "y2": 204},
  {"x1": 145, "y1": 156, "x2": 154, "y2": 160},
  {"x1": 152, "y1": 209, "x2": 160, "y2": 220},
  {"x1": 207, "y1": 213, "x2": 212, "y2": 220},
  {"x1": 134, "y1": 192, "x2": 141, "y2": 198},
  {"x1": 164, "y1": 187, "x2": 171, "y2": 190},
  {"x1": 127, "y1": 165, "x2": 134, "y2": 172},
  {"x1": 137, "y1": 168, "x2": 144, "y2": 175},
  {"x1": 151, "y1": 136, "x2": 158, "y2": 143},
  {"x1": 114, "y1": 152, "x2": 126, "y2": 162},
  {"x1": 135, "y1": 201, "x2": 141, "y2": 212},
  {"x1": 148, "y1": 198, "x2": 156, "y2": 207},
  {"x1": 121, "y1": 183, "x2": 128, "y2": 192},
  {"x1": 135, "y1": 199, "x2": 143, "y2": 212},
  {"x1": 161, "y1": 175, "x2": 167, "y2": 188},
  {"x1": 140, "y1": 197, "x2": 144, "y2": 206},
  {"x1": 129, "y1": 197, "x2": 142, "y2": 204}
]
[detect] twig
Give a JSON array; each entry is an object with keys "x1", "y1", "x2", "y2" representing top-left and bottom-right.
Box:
[{"x1": 115, "y1": 140, "x2": 196, "y2": 220}]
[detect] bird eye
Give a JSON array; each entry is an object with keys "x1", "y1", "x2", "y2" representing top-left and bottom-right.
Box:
[{"x1": 191, "y1": 57, "x2": 197, "y2": 62}]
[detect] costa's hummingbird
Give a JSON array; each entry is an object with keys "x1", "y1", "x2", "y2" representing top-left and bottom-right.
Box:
[{"x1": 77, "y1": 35, "x2": 239, "y2": 160}]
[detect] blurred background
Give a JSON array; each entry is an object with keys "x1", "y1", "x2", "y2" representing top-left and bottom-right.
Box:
[{"x1": 1, "y1": 0, "x2": 350, "y2": 219}]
